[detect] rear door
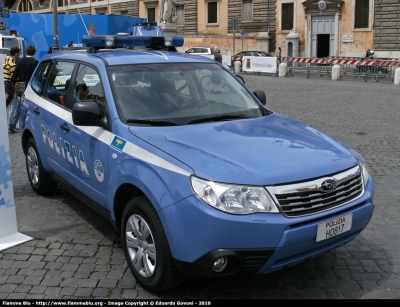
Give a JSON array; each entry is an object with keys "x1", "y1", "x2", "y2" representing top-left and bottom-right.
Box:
[{"x1": 31, "y1": 61, "x2": 76, "y2": 174}]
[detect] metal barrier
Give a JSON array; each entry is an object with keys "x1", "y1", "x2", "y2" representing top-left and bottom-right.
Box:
[
  {"x1": 283, "y1": 57, "x2": 332, "y2": 79},
  {"x1": 281, "y1": 57, "x2": 400, "y2": 82}
]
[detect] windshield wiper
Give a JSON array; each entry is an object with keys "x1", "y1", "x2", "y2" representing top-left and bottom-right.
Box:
[
  {"x1": 187, "y1": 114, "x2": 248, "y2": 124},
  {"x1": 127, "y1": 119, "x2": 179, "y2": 126}
]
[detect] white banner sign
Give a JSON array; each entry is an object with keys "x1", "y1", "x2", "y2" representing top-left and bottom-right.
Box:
[
  {"x1": 0, "y1": 54, "x2": 32, "y2": 251},
  {"x1": 242, "y1": 56, "x2": 277, "y2": 73}
]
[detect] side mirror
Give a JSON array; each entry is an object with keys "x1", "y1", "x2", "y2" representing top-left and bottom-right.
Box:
[
  {"x1": 72, "y1": 101, "x2": 102, "y2": 126},
  {"x1": 253, "y1": 90, "x2": 266, "y2": 105}
]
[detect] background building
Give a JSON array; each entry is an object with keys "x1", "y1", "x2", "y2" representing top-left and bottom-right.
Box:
[{"x1": 4, "y1": 0, "x2": 400, "y2": 58}]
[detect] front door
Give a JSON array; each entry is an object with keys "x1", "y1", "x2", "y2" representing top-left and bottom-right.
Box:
[
  {"x1": 311, "y1": 15, "x2": 335, "y2": 58},
  {"x1": 58, "y1": 63, "x2": 110, "y2": 209}
]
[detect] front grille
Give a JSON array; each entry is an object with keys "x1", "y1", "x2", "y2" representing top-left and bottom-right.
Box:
[{"x1": 267, "y1": 166, "x2": 364, "y2": 218}]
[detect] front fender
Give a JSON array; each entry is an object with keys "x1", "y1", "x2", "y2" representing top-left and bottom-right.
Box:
[{"x1": 108, "y1": 156, "x2": 194, "y2": 220}]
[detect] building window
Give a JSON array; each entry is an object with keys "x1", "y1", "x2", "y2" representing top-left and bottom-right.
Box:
[
  {"x1": 57, "y1": 0, "x2": 68, "y2": 7},
  {"x1": 242, "y1": 0, "x2": 252, "y2": 22},
  {"x1": 207, "y1": 1, "x2": 218, "y2": 24},
  {"x1": 281, "y1": 3, "x2": 294, "y2": 31},
  {"x1": 148, "y1": 8, "x2": 156, "y2": 22},
  {"x1": 355, "y1": 0, "x2": 369, "y2": 28},
  {"x1": 18, "y1": 0, "x2": 33, "y2": 12},
  {"x1": 58, "y1": 0, "x2": 62, "y2": 7},
  {"x1": 176, "y1": 5, "x2": 184, "y2": 25},
  {"x1": 120, "y1": 10, "x2": 128, "y2": 16},
  {"x1": 95, "y1": 7, "x2": 107, "y2": 15}
]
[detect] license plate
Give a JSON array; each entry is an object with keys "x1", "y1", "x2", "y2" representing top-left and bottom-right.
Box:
[{"x1": 316, "y1": 213, "x2": 352, "y2": 242}]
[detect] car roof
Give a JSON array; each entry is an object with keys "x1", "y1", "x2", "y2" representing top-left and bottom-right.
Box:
[{"x1": 41, "y1": 49, "x2": 217, "y2": 66}]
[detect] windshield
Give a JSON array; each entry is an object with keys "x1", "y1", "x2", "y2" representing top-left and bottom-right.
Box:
[
  {"x1": 108, "y1": 63, "x2": 266, "y2": 125},
  {"x1": 134, "y1": 26, "x2": 164, "y2": 36},
  {"x1": 3, "y1": 38, "x2": 19, "y2": 49}
]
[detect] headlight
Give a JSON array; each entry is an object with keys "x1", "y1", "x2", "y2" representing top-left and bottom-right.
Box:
[
  {"x1": 191, "y1": 176, "x2": 279, "y2": 215},
  {"x1": 358, "y1": 153, "x2": 371, "y2": 188}
]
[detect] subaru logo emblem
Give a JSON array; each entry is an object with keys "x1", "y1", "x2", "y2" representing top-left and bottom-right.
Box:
[{"x1": 321, "y1": 179, "x2": 337, "y2": 192}]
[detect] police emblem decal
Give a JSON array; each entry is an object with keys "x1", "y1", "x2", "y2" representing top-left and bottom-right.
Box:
[
  {"x1": 110, "y1": 136, "x2": 127, "y2": 152},
  {"x1": 94, "y1": 160, "x2": 104, "y2": 182}
]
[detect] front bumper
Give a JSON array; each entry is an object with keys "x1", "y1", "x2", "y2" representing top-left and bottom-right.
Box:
[{"x1": 160, "y1": 177, "x2": 374, "y2": 279}]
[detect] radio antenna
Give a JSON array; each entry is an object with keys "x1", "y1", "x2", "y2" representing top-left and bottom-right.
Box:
[{"x1": 77, "y1": 8, "x2": 89, "y2": 35}]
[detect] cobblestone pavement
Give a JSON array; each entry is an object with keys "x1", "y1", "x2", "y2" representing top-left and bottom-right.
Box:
[{"x1": 1, "y1": 73, "x2": 399, "y2": 299}]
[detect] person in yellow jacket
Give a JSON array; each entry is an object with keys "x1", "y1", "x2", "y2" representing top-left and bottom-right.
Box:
[{"x1": 3, "y1": 46, "x2": 20, "y2": 108}]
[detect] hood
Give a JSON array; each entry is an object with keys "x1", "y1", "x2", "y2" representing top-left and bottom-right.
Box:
[{"x1": 129, "y1": 113, "x2": 359, "y2": 185}]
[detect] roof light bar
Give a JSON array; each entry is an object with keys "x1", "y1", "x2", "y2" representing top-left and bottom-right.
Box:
[
  {"x1": 136, "y1": 22, "x2": 158, "y2": 27},
  {"x1": 164, "y1": 36, "x2": 184, "y2": 47},
  {"x1": 82, "y1": 34, "x2": 184, "y2": 50}
]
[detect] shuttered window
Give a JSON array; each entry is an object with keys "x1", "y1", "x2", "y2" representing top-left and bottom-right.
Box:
[
  {"x1": 147, "y1": 8, "x2": 156, "y2": 22},
  {"x1": 355, "y1": 0, "x2": 369, "y2": 28},
  {"x1": 176, "y1": 5, "x2": 184, "y2": 25},
  {"x1": 282, "y1": 3, "x2": 294, "y2": 31},
  {"x1": 208, "y1": 2, "x2": 218, "y2": 24},
  {"x1": 242, "y1": 0, "x2": 253, "y2": 22}
]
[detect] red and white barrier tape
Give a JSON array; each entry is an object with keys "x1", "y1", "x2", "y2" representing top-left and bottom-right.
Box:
[
  {"x1": 282, "y1": 57, "x2": 330, "y2": 64},
  {"x1": 329, "y1": 56, "x2": 400, "y2": 61},
  {"x1": 375, "y1": 60, "x2": 400, "y2": 67},
  {"x1": 282, "y1": 57, "x2": 400, "y2": 68},
  {"x1": 330, "y1": 59, "x2": 376, "y2": 66}
]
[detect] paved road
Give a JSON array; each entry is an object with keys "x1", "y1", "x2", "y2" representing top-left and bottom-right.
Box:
[{"x1": 1, "y1": 73, "x2": 399, "y2": 299}]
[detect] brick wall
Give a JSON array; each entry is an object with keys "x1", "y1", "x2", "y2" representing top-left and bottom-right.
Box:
[
  {"x1": 175, "y1": 0, "x2": 197, "y2": 35},
  {"x1": 374, "y1": 1, "x2": 400, "y2": 50},
  {"x1": 110, "y1": 2, "x2": 139, "y2": 16},
  {"x1": 228, "y1": 0, "x2": 276, "y2": 53}
]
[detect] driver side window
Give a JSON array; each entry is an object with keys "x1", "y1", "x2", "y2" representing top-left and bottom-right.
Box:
[{"x1": 67, "y1": 64, "x2": 106, "y2": 114}]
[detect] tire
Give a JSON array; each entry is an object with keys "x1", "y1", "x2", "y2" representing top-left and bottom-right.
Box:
[
  {"x1": 25, "y1": 138, "x2": 57, "y2": 195},
  {"x1": 121, "y1": 196, "x2": 184, "y2": 292}
]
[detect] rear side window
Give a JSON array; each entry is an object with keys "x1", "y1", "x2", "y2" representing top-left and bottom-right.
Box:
[
  {"x1": 45, "y1": 61, "x2": 75, "y2": 107},
  {"x1": 31, "y1": 61, "x2": 52, "y2": 95}
]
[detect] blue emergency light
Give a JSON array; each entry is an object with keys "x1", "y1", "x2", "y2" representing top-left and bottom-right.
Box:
[{"x1": 82, "y1": 34, "x2": 184, "y2": 50}]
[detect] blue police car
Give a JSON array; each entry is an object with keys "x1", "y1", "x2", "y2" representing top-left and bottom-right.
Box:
[{"x1": 20, "y1": 34, "x2": 374, "y2": 292}]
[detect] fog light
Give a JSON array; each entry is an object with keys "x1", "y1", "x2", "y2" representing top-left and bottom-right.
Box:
[{"x1": 212, "y1": 257, "x2": 228, "y2": 272}]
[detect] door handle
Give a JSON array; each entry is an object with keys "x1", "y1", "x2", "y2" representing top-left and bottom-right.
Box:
[
  {"x1": 60, "y1": 123, "x2": 70, "y2": 132},
  {"x1": 33, "y1": 107, "x2": 40, "y2": 115}
]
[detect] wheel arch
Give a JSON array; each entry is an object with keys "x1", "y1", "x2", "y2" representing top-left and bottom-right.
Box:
[
  {"x1": 21, "y1": 128, "x2": 52, "y2": 172},
  {"x1": 21, "y1": 129, "x2": 34, "y2": 154},
  {"x1": 110, "y1": 159, "x2": 193, "y2": 232},
  {"x1": 113, "y1": 183, "x2": 145, "y2": 231}
]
